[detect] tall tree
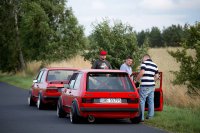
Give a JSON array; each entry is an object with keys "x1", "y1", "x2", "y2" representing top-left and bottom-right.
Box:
[
  {"x1": 137, "y1": 30, "x2": 147, "y2": 47},
  {"x1": 0, "y1": 0, "x2": 86, "y2": 72},
  {"x1": 162, "y1": 24, "x2": 184, "y2": 47},
  {"x1": 21, "y1": 0, "x2": 86, "y2": 62},
  {"x1": 83, "y1": 19, "x2": 148, "y2": 70},
  {"x1": 0, "y1": 0, "x2": 25, "y2": 72},
  {"x1": 149, "y1": 27, "x2": 164, "y2": 47},
  {"x1": 169, "y1": 22, "x2": 200, "y2": 96}
]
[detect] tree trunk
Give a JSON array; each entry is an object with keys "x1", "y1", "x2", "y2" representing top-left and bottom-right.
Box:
[{"x1": 14, "y1": 6, "x2": 26, "y2": 71}]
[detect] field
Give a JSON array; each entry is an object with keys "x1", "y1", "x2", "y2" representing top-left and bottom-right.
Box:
[{"x1": 149, "y1": 48, "x2": 200, "y2": 108}]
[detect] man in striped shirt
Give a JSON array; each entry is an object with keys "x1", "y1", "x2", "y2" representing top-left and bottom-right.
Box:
[{"x1": 136, "y1": 54, "x2": 159, "y2": 122}]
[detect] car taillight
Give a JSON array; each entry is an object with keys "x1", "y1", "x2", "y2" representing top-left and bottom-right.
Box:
[
  {"x1": 127, "y1": 98, "x2": 139, "y2": 103},
  {"x1": 82, "y1": 98, "x2": 94, "y2": 103},
  {"x1": 46, "y1": 88, "x2": 58, "y2": 93}
]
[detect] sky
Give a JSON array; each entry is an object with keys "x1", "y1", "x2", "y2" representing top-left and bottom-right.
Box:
[{"x1": 67, "y1": 0, "x2": 200, "y2": 36}]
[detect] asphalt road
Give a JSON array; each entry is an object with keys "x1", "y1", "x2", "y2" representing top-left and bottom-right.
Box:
[{"x1": 0, "y1": 82, "x2": 168, "y2": 133}]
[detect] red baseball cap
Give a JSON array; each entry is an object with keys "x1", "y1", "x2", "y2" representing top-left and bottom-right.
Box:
[{"x1": 100, "y1": 50, "x2": 107, "y2": 56}]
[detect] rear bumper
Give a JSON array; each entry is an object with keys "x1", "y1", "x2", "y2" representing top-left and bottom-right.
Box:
[
  {"x1": 80, "y1": 107, "x2": 138, "y2": 112},
  {"x1": 43, "y1": 96, "x2": 59, "y2": 100},
  {"x1": 42, "y1": 96, "x2": 60, "y2": 104},
  {"x1": 79, "y1": 107, "x2": 139, "y2": 119}
]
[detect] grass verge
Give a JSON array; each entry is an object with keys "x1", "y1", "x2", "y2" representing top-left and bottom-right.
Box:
[
  {"x1": 0, "y1": 73, "x2": 200, "y2": 133},
  {"x1": 145, "y1": 105, "x2": 200, "y2": 133},
  {"x1": 0, "y1": 74, "x2": 33, "y2": 89}
]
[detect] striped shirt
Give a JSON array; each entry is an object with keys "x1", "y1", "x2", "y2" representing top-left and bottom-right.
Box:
[{"x1": 140, "y1": 59, "x2": 158, "y2": 87}]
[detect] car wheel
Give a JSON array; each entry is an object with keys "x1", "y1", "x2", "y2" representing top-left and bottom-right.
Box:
[
  {"x1": 130, "y1": 107, "x2": 142, "y2": 124},
  {"x1": 70, "y1": 103, "x2": 79, "y2": 124},
  {"x1": 37, "y1": 93, "x2": 44, "y2": 110},
  {"x1": 28, "y1": 91, "x2": 35, "y2": 106},
  {"x1": 57, "y1": 98, "x2": 67, "y2": 118}
]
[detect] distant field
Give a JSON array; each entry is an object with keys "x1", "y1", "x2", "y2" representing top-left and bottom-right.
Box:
[{"x1": 148, "y1": 47, "x2": 199, "y2": 108}]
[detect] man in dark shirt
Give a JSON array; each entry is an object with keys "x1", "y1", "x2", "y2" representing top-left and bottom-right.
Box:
[{"x1": 91, "y1": 50, "x2": 112, "y2": 69}]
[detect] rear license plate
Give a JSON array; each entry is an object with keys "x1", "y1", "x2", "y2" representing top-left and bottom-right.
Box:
[{"x1": 100, "y1": 98, "x2": 121, "y2": 103}]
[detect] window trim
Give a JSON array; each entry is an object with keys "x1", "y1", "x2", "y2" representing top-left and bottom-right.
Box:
[
  {"x1": 73, "y1": 73, "x2": 83, "y2": 90},
  {"x1": 37, "y1": 70, "x2": 44, "y2": 83}
]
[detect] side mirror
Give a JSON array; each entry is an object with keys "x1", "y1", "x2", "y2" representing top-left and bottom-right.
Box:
[
  {"x1": 33, "y1": 79, "x2": 38, "y2": 83},
  {"x1": 63, "y1": 84, "x2": 69, "y2": 88}
]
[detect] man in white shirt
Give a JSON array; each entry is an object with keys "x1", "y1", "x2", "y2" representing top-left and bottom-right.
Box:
[{"x1": 120, "y1": 56, "x2": 133, "y2": 76}]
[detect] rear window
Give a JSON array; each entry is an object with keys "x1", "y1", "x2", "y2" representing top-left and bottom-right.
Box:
[
  {"x1": 47, "y1": 70, "x2": 75, "y2": 81},
  {"x1": 87, "y1": 72, "x2": 134, "y2": 92}
]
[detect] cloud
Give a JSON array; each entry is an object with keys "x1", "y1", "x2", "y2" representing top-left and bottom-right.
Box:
[
  {"x1": 91, "y1": 0, "x2": 106, "y2": 10},
  {"x1": 139, "y1": 0, "x2": 174, "y2": 11},
  {"x1": 67, "y1": 0, "x2": 200, "y2": 35}
]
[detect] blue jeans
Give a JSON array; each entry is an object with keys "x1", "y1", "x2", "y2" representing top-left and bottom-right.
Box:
[{"x1": 139, "y1": 86, "x2": 155, "y2": 121}]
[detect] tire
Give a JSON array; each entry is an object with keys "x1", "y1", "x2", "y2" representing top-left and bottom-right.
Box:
[
  {"x1": 37, "y1": 93, "x2": 45, "y2": 110},
  {"x1": 28, "y1": 91, "x2": 35, "y2": 106},
  {"x1": 57, "y1": 98, "x2": 67, "y2": 118},
  {"x1": 69, "y1": 103, "x2": 80, "y2": 124},
  {"x1": 130, "y1": 107, "x2": 142, "y2": 124}
]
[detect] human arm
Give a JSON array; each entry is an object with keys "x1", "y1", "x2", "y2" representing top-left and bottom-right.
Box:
[
  {"x1": 105, "y1": 60, "x2": 112, "y2": 69},
  {"x1": 91, "y1": 60, "x2": 97, "y2": 69},
  {"x1": 154, "y1": 69, "x2": 160, "y2": 81},
  {"x1": 120, "y1": 64, "x2": 126, "y2": 71},
  {"x1": 135, "y1": 69, "x2": 145, "y2": 82},
  {"x1": 135, "y1": 62, "x2": 146, "y2": 82},
  {"x1": 109, "y1": 64, "x2": 112, "y2": 69}
]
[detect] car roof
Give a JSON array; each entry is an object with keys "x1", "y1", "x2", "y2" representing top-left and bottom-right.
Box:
[
  {"x1": 77, "y1": 69, "x2": 128, "y2": 73},
  {"x1": 41, "y1": 67, "x2": 79, "y2": 71}
]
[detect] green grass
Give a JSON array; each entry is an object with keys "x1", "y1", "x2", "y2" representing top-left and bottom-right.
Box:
[
  {"x1": 0, "y1": 74, "x2": 34, "y2": 89},
  {"x1": 145, "y1": 105, "x2": 200, "y2": 133},
  {"x1": 0, "y1": 73, "x2": 200, "y2": 133}
]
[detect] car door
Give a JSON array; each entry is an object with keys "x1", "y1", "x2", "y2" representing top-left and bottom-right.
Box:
[
  {"x1": 32, "y1": 70, "x2": 44, "y2": 97},
  {"x1": 151, "y1": 72, "x2": 163, "y2": 111},
  {"x1": 64, "y1": 73, "x2": 78, "y2": 108},
  {"x1": 133, "y1": 72, "x2": 163, "y2": 111},
  {"x1": 70, "y1": 73, "x2": 83, "y2": 101},
  {"x1": 39, "y1": 70, "x2": 48, "y2": 93}
]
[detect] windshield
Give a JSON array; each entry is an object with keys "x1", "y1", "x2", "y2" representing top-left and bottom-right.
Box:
[
  {"x1": 87, "y1": 72, "x2": 134, "y2": 92},
  {"x1": 47, "y1": 70, "x2": 75, "y2": 81}
]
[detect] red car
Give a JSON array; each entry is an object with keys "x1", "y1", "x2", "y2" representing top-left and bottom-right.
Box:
[
  {"x1": 28, "y1": 67, "x2": 78, "y2": 110},
  {"x1": 57, "y1": 69, "x2": 142, "y2": 124}
]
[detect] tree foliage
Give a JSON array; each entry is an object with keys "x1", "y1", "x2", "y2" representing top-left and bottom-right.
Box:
[
  {"x1": 21, "y1": 0, "x2": 86, "y2": 61},
  {"x1": 168, "y1": 22, "x2": 200, "y2": 96},
  {"x1": 162, "y1": 24, "x2": 185, "y2": 47},
  {"x1": 83, "y1": 19, "x2": 148, "y2": 70},
  {"x1": 0, "y1": 0, "x2": 21, "y2": 72},
  {"x1": 136, "y1": 25, "x2": 189, "y2": 47},
  {"x1": 137, "y1": 30, "x2": 148, "y2": 47},
  {"x1": 149, "y1": 27, "x2": 164, "y2": 47},
  {"x1": 0, "y1": 0, "x2": 86, "y2": 72}
]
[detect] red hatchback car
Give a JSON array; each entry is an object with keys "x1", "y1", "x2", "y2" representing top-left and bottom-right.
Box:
[
  {"x1": 57, "y1": 69, "x2": 142, "y2": 124},
  {"x1": 28, "y1": 67, "x2": 78, "y2": 109}
]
